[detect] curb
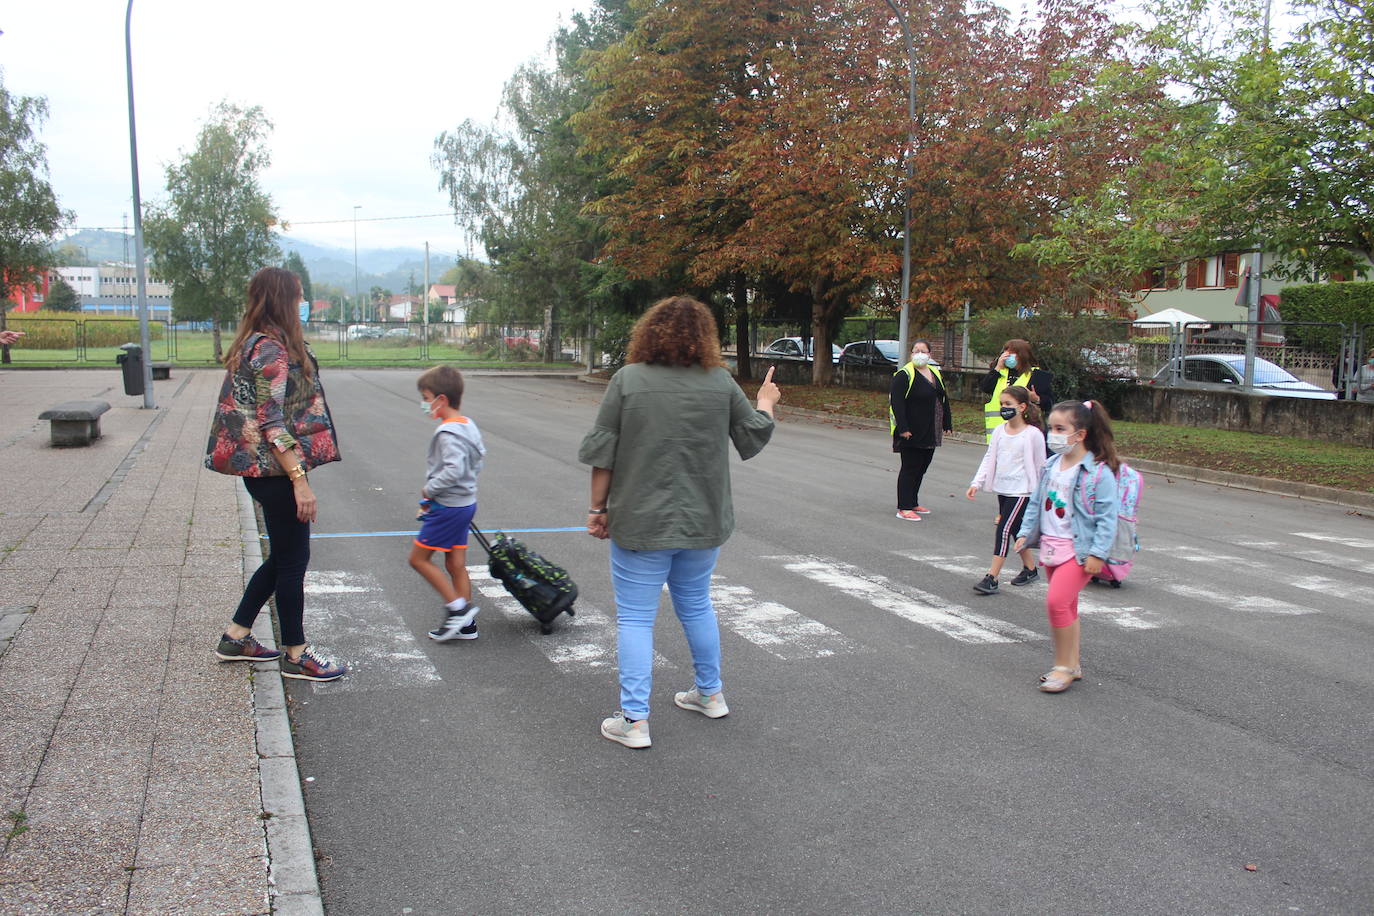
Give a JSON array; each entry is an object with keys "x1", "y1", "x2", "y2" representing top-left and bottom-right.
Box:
[
  {"x1": 768, "y1": 403, "x2": 1374, "y2": 513},
  {"x1": 238, "y1": 484, "x2": 326, "y2": 916}
]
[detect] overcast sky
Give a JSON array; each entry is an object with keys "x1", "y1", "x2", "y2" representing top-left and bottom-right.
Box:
[{"x1": 2, "y1": 0, "x2": 592, "y2": 257}]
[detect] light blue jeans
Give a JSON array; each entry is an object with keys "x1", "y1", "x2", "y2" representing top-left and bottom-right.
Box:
[{"x1": 609, "y1": 542, "x2": 723, "y2": 721}]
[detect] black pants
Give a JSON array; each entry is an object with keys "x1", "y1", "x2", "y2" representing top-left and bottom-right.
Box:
[
  {"x1": 233, "y1": 476, "x2": 310, "y2": 646},
  {"x1": 896, "y1": 447, "x2": 936, "y2": 510}
]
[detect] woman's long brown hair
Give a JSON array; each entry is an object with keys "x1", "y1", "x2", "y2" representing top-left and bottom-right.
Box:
[
  {"x1": 223, "y1": 267, "x2": 312, "y2": 378},
  {"x1": 625, "y1": 296, "x2": 724, "y2": 369}
]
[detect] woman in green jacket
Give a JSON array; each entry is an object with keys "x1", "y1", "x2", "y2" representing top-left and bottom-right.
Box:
[{"x1": 579, "y1": 297, "x2": 780, "y2": 749}]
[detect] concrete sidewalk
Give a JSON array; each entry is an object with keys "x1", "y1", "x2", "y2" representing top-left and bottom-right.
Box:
[{"x1": 0, "y1": 368, "x2": 319, "y2": 915}]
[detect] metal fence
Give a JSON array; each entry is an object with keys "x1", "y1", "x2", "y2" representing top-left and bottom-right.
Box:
[
  {"x1": 0, "y1": 319, "x2": 595, "y2": 368},
  {"x1": 747, "y1": 318, "x2": 1373, "y2": 399}
]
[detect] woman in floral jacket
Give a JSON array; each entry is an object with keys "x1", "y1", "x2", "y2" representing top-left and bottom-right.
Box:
[{"x1": 205, "y1": 267, "x2": 345, "y2": 682}]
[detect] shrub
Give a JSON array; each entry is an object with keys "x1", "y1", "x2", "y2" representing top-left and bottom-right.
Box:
[
  {"x1": 596, "y1": 312, "x2": 638, "y2": 372},
  {"x1": 1276, "y1": 282, "x2": 1374, "y2": 354}
]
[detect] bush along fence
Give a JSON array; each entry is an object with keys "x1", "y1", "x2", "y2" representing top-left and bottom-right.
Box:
[{"x1": 0, "y1": 316, "x2": 594, "y2": 367}]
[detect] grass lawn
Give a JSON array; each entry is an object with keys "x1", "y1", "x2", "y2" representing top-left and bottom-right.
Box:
[{"x1": 737, "y1": 380, "x2": 1374, "y2": 494}]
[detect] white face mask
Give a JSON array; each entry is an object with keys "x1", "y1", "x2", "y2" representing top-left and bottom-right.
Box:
[
  {"x1": 1046, "y1": 431, "x2": 1075, "y2": 454},
  {"x1": 911, "y1": 352, "x2": 930, "y2": 367},
  {"x1": 421, "y1": 398, "x2": 435, "y2": 415}
]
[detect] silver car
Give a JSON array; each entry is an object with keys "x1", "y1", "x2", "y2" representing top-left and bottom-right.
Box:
[{"x1": 1149, "y1": 354, "x2": 1335, "y2": 400}]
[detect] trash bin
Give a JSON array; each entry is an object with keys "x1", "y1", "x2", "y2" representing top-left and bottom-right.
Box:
[{"x1": 116, "y1": 343, "x2": 144, "y2": 396}]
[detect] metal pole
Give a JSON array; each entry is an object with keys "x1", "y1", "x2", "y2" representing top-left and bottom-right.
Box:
[
  {"x1": 125, "y1": 0, "x2": 154, "y2": 408},
  {"x1": 423, "y1": 240, "x2": 429, "y2": 358},
  {"x1": 885, "y1": 0, "x2": 915, "y2": 359},
  {"x1": 1244, "y1": 252, "x2": 1261, "y2": 392},
  {"x1": 352, "y1": 205, "x2": 361, "y2": 325}
]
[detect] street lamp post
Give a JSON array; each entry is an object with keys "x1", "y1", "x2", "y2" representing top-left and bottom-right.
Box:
[
  {"x1": 352, "y1": 205, "x2": 362, "y2": 325},
  {"x1": 885, "y1": 0, "x2": 916, "y2": 361},
  {"x1": 125, "y1": 0, "x2": 154, "y2": 408}
]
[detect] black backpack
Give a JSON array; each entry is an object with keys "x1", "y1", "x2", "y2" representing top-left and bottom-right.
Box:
[{"x1": 470, "y1": 526, "x2": 577, "y2": 633}]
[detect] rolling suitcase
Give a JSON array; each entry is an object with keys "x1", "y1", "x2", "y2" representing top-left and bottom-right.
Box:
[{"x1": 470, "y1": 525, "x2": 577, "y2": 633}]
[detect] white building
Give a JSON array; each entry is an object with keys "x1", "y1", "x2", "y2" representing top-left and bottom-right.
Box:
[{"x1": 54, "y1": 264, "x2": 174, "y2": 316}]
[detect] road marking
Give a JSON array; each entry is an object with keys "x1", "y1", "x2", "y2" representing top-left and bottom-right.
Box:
[
  {"x1": 898, "y1": 553, "x2": 1163, "y2": 630},
  {"x1": 710, "y1": 577, "x2": 860, "y2": 660},
  {"x1": 1293, "y1": 532, "x2": 1374, "y2": 551},
  {"x1": 469, "y1": 567, "x2": 671, "y2": 671},
  {"x1": 768, "y1": 555, "x2": 1044, "y2": 644},
  {"x1": 303, "y1": 571, "x2": 440, "y2": 692},
  {"x1": 1153, "y1": 545, "x2": 1349, "y2": 599},
  {"x1": 1160, "y1": 582, "x2": 1318, "y2": 615},
  {"x1": 1230, "y1": 538, "x2": 1374, "y2": 577}
]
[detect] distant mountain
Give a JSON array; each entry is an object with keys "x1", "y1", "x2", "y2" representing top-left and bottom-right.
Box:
[{"x1": 53, "y1": 230, "x2": 460, "y2": 297}]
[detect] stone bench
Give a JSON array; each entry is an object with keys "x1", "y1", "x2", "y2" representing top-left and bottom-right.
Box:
[
  {"x1": 38, "y1": 400, "x2": 111, "y2": 447},
  {"x1": 151, "y1": 363, "x2": 172, "y2": 380}
]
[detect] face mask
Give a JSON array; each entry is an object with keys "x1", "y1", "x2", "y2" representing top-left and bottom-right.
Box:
[
  {"x1": 911, "y1": 352, "x2": 930, "y2": 367},
  {"x1": 1004, "y1": 354, "x2": 1018, "y2": 370},
  {"x1": 421, "y1": 398, "x2": 435, "y2": 415},
  {"x1": 999, "y1": 407, "x2": 1019, "y2": 421},
  {"x1": 1046, "y1": 431, "x2": 1076, "y2": 454}
]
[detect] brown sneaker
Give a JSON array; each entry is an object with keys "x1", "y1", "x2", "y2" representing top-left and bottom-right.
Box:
[{"x1": 214, "y1": 633, "x2": 282, "y2": 663}]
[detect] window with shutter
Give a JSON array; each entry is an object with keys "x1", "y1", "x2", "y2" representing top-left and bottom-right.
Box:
[
  {"x1": 1223, "y1": 252, "x2": 1240, "y2": 288},
  {"x1": 1185, "y1": 259, "x2": 1202, "y2": 289}
]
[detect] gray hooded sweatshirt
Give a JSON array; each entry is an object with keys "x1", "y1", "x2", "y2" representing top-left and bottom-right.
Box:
[{"x1": 425, "y1": 417, "x2": 485, "y2": 507}]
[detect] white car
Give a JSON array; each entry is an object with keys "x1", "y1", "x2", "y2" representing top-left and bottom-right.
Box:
[
  {"x1": 761, "y1": 337, "x2": 841, "y2": 363},
  {"x1": 1149, "y1": 354, "x2": 1335, "y2": 400}
]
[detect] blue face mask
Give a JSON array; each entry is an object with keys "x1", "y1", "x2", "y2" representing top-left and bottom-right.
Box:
[{"x1": 1004, "y1": 354, "x2": 1018, "y2": 370}]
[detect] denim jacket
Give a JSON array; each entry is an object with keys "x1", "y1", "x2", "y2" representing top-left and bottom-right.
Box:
[{"x1": 1016, "y1": 452, "x2": 1119, "y2": 565}]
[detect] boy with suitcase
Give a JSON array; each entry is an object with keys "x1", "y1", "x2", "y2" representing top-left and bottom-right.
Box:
[{"x1": 408, "y1": 365, "x2": 487, "y2": 641}]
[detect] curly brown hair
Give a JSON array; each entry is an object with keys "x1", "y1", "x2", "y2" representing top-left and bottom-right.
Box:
[{"x1": 625, "y1": 296, "x2": 724, "y2": 369}]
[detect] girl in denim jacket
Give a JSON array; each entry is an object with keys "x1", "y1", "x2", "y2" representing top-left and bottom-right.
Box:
[{"x1": 1014, "y1": 400, "x2": 1120, "y2": 693}]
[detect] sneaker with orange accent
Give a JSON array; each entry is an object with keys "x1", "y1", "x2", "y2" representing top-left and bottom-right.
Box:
[
  {"x1": 600, "y1": 711, "x2": 651, "y2": 748},
  {"x1": 674, "y1": 687, "x2": 729, "y2": 719}
]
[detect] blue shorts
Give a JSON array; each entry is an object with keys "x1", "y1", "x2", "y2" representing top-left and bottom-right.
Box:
[{"x1": 414, "y1": 502, "x2": 477, "y2": 552}]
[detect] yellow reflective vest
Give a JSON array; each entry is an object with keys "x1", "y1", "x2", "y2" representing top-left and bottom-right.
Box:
[
  {"x1": 889, "y1": 361, "x2": 945, "y2": 435},
  {"x1": 983, "y1": 368, "x2": 1037, "y2": 441}
]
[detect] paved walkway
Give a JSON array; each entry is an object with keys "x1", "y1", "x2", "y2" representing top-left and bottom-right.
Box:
[{"x1": 0, "y1": 368, "x2": 318, "y2": 915}]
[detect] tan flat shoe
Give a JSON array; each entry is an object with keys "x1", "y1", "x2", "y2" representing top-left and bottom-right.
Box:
[{"x1": 1039, "y1": 665, "x2": 1082, "y2": 693}]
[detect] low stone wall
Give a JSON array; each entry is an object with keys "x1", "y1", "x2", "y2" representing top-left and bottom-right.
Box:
[{"x1": 1120, "y1": 385, "x2": 1374, "y2": 447}]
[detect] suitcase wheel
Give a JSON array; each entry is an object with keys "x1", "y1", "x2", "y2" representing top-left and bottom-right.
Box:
[
  {"x1": 566, "y1": 607, "x2": 575, "y2": 617},
  {"x1": 540, "y1": 623, "x2": 553, "y2": 635},
  {"x1": 1108, "y1": 579, "x2": 1121, "y2": 589}
]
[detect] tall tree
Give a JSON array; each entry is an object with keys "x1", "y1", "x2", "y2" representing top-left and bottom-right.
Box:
[
  {"x1": 44, "y1": 277, "x2": 80, "y2": 312},
  {"x1": 144, "y1": 102, "x2": 279, "y2": 361},
  {"x1": 0, "y1": 78, "x2": 71, "y2": 363},
  {"x1": 1019, "y1": 0, "x2": 1374, "y2": 290},
  {"x1": 283, "y1": 249, "x2": 313, "y2": 302}
]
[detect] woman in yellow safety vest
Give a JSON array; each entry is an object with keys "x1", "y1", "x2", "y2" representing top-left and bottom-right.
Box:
[
  {"x1": 979, "y1": 338, "x2": 1054, "y2": 443},
  {"x1": 889, "y1": 339, "x2": 951, "y2": 520}
]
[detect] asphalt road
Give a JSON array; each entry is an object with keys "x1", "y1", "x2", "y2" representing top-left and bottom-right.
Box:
[{"x1": 287, "y1": 368, "x2": 1374, "y2": 916}]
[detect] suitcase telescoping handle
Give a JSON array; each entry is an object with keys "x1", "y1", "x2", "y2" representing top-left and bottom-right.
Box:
[{"x1": 468, "y1": 523, "x2": 494, "y2": 555}]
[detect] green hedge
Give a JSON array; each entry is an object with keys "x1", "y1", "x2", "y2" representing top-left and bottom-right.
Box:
[
  {"x1": 6, "y1": 312, "x2": 164, "y2": 349},
  {"x1": 1275, "y1": 282, "x2": 1374, "y2": 353}
]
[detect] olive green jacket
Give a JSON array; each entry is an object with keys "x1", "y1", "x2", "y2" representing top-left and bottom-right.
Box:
[{"x1": 578, "y1": 363, "x2": 775, "y2": 550}]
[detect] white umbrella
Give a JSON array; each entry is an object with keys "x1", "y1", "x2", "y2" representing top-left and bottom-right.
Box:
[{"x1": 1132, "y1": 307, "x2": 1209, "y2": 327}]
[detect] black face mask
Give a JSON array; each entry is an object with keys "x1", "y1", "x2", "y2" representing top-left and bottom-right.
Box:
[{"x1": 999, "y1": 407, "x2": 1018, "y2": 420}]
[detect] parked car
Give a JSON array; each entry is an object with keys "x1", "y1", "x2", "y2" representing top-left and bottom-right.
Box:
[
  {"x1": 346, "y1": 325, "x2": 384, "y2": 340},
  {"x1": 1148, "y1": 354, "x2": 1335, "y2": 400},
  {"x1": 838, "y1": 339, "x2": 902, "y2": 368},
  {"x1": 384, "y1": 327, "x2": 414, "y2": 339},
  {"x1": 1081, "y1": 345, "x2": 1138, "y2": 380},
  {"x1": 760, "y1": 337, "x2": 841, "y2": 363}
]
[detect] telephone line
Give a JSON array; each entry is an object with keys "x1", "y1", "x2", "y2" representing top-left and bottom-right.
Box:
[{"x1": 69, "y1": 211, "x2": 457, "y2": 233}]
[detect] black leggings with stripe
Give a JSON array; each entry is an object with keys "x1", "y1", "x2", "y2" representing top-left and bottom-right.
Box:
[{"x1": 993, "y1": 494, "x2": 1030, "y2": 557}]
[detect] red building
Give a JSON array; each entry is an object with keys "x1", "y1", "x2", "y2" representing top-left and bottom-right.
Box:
[{"x1": 4, "y1": 271, "x2": 53, "y2": 312}]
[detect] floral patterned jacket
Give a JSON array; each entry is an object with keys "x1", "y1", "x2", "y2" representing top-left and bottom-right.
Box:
[{"x1": 205, "y1": 332, "x2": 341, "y2": 477}]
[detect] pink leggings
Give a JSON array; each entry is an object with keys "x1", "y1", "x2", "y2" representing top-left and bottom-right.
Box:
[{"x1": 1045, "y1": 560, "x2": 1092, "y2": 628}]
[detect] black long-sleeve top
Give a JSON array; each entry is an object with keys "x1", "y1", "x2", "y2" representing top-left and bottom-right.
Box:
[
  {"x1": 890, "y1": 368, "x2": 952, "y2": 450},
  {"x1": 979, "y1": 366, "x2": 1055, "y2": 409}
]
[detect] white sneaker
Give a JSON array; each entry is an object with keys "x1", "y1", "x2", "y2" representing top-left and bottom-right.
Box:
[
  {"x1": 674, "y1": 687, "x2": 730, "y2": 718},
  {"x1": 428, "y1": 605, "x2": 479, "y2": 641},
  {"x1": 600, "y1": 711, "x2": 651, "y2": 748}
]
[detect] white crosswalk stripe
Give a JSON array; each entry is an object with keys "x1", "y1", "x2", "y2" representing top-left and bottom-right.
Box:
[
  {"x1": 768, "y1": 555, "x2": 1044, "y2": 644},
  {"x1": 1160, "y1": 582, "x2": 1319, "y2": 615},
  {"x1": 1153, "y1": 545, "x2": 1348, "y2": 599},
  {"x1": 1293, "y1": 532, "x2": 1374, "y2": 551},
  {"x1": 303, "y1": 571, "x2": 440, "y2": 692},
  {"x1": 710, "y1": 577, "x2": 861, "y2": 660},
  {"x1": 1228, "y1": 538, "x2": 1374, "y2": 577},
  {"x1": 902, "y1": 553, "x2": 1164, "y2": 630},
  {"x1": 469, "y1": 566, "x2": 671, "y2": 672}
]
